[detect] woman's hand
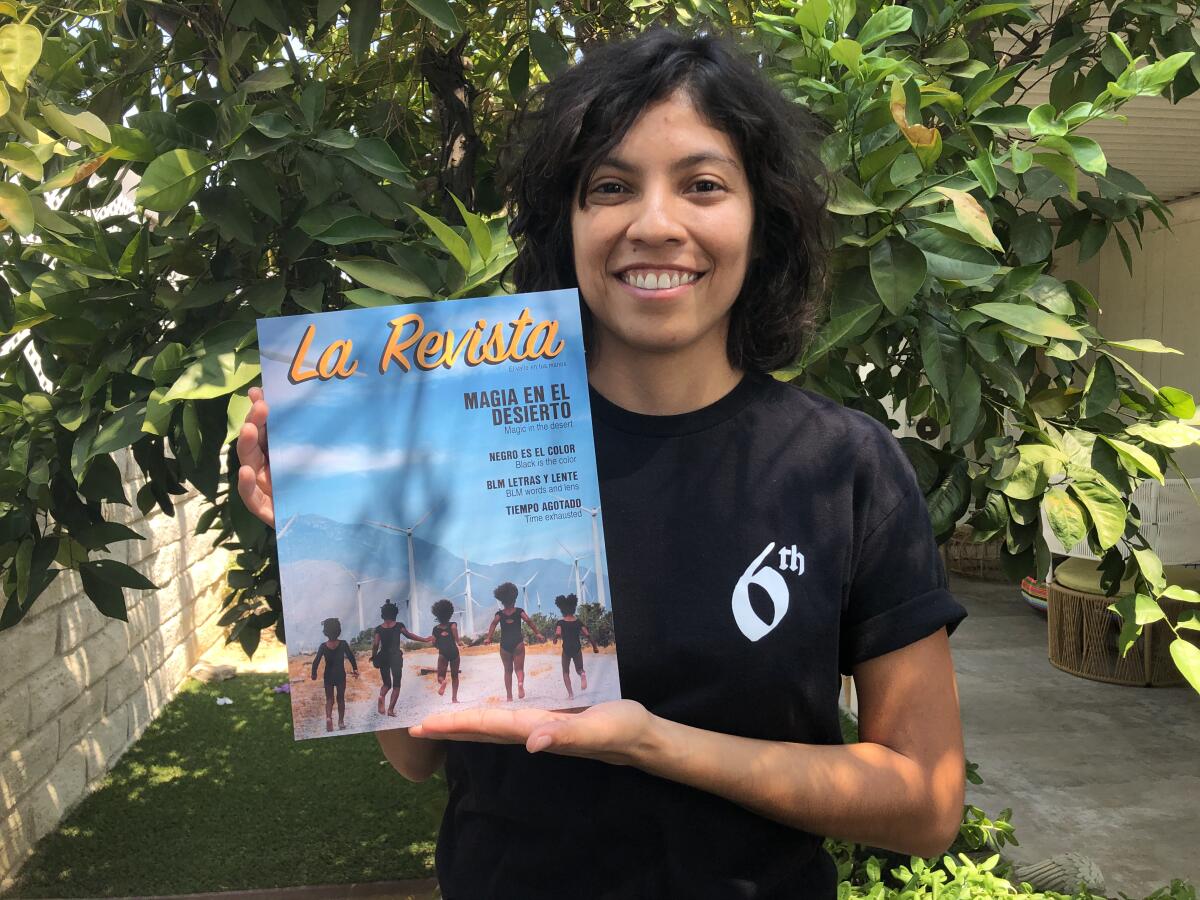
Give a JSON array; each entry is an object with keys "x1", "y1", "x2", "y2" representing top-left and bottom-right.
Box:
[
  {"x1": 236, "y1": 386, "x2": 275, "y2": 528},
  {"x1": 408, "y1": 699, "x2": 657, "y2": 766}
]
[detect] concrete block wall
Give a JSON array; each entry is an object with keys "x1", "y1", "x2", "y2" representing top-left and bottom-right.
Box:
[{"x1": 0, "y1": 449, "x2": 232, "y2": 885}]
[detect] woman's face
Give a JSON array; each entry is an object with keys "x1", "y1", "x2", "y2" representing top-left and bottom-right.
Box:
[{"x1": 571, "y1": 90, "x2": 754, "y2": 364}]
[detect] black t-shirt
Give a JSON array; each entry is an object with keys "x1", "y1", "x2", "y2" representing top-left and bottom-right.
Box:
[{"x1": 435, "y1": 372, "x2": 967, "y2": 900}]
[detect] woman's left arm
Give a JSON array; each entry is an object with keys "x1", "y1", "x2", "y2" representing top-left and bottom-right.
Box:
[
  {"x1": 411, "y1": 628, "x2": 963, "y2": 859},
  {"x1": 635, "y1": 628, "x2": 964, "y2": 859}
]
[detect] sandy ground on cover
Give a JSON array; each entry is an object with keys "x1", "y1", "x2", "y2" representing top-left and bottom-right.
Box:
[{"x1": 289, "y1": 642, "x2": 619, "y2": 739}]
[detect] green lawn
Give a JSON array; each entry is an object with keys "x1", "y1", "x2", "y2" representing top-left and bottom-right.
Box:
[{"x1": 5, "y1": 675, "x2": 447, "y2": 898}]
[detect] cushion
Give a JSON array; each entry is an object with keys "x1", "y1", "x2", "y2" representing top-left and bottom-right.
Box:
[{"x1": 1053, "y1": 557, "x2": 1200, "y2": 595}]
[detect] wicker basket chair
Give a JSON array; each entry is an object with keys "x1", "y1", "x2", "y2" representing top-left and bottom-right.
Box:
[{"x1": 1047, "y1": 558, "x2": 1200, "y2": 687}]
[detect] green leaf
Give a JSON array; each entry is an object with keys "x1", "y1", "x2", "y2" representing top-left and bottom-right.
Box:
[
  {"x1": 869, "y1": 237, "x2": 925, "y2": 315},
  {"x1": 447, "y1": 192, "x2": 493, "y2": 262},
  {"x1": 927, "y1": 461, "x2": 971, "y2": 535},
  {"x1": 1156, "y1": 386, "x2": 1195, "y2": 419},
  {"x1": 0, "y1": 23, "x2": 42, "y2": 91},
  {"x1": 1043, "y1": 487, "x2": 1087, "y2": 548},
  {"x1": 909, "y1": 229, "x2": 999, "y2": 283},
  {"x1": 1069, "y1": 479, "x2": 1126, "y2": 549},
  {"x1": 1106, "y1": 338, "x2": 1182, "y2": 354},
  {"x1": 344, "y1": 287, "x2": 403, "y2": 307},
  {"x1": 1081, "y1": 355, "x2": 1116, "y2": 417},
  {"x1": 164, "y1": 349, "x2": 260, "y2": 401},
  {"x1": 1039, "y1": 135, "x2": 1106, "y2": 175},
  {"x1": 1162, "y1": 585, "x2": 1200, "y2": 604},
  {"x1": 0, "y1": 182, "x2": 34, "y2": 235},
  {"x1": 529, "y1": 30, "x2": 568, "y2": 77},
  {"x1": 965, "y1": 152, "x2": 997, "y2": 198},
  {"x1": 332, "y1": 258, "x2": 432, "y2": 299},
  {"x1": 349, "y1": 0, "x2": 382, "y2": 58},
  {"x1": 406, "y1": 203, "x2": 472, "y2": 272},
  {"x1": 829, "y1": 39, "x2": 862, "y2": 73},
  {"x1": 1126, "y1": 421, "x2": 1200, "y2": 448},
  {"x1": 800, "y1": 301, "x2": 881, "y2": 366},
  {"x1": 1009, "y1": 213, "x2": 1052, "y2": 265},
  {"x1": 827, "y1": 176, "x2": 880, "y2": 215},
  {"x1": 1099, "y1": 435, "x2": 1164, "y2": 484},
  {"x1": 508, "y1": 47, "x2": 530, "y2": 99},
  {"x1": 347, "y1": 137, "x2": 408, "y2": 181},
  {"x1": 406, "y1": 0, "x2": 460, "y2": 32},
  {"x1": 135, "y1": 150, "x2": 211, "y2": 213},
  {"x1": 91, "y1": 402, "x2": 148, "y2": 458},
  {"x1": 856, "y1": 5, "x2": 911, "y2": 48},
  {"x1": 241, "y1": 66, "x2": 293, "y2": 94},
  {"x1": 1133, "y1": 593, "x2": 1165, "y2": 625},
  {"x1": 228, "y1": 159, "x2": 282, "y2": 223},
  {"x1": 917, "y1": 313, "x2": 961, "y2": 401},
  {"x1": 1027, "y1": 103, "x2": 1067, "y2": 137},
  {"x1": 1132, "y1": 547, "x2": 1165, "y2": 591},
  {"x1": 1033, "y1": 152, "x2": 1077, "y2": 201},
  {"x1": 949, "y1": 366, "x2": 981, "y2": 446},
  {"x1": 310, "y1": 215, "x2": 401, "y2": 245},
  {"x1": 1169, "y1": 639, "x2": 1200, "y2": 693},
  {"x1": 290, "y1": 284, "x2": 325, "y2": 313},
  {"x1": 972, "y1": 302, "x2": 1083, "y2": 341},
  {"x1": 0, "y1": 142, "x2": 42, "y2": 180}
]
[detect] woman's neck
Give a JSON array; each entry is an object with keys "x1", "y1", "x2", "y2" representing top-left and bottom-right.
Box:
[{"x1": 586, "y1": 338, "x2": 743, "y2": 415}]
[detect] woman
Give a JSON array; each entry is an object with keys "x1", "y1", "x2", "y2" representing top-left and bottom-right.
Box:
[
  {"x1": 239, "y1": 29, "x2": 967, "y2": 899},
  {"x1": 372, "y1": 599, "x2": 429, "y2": 717}
]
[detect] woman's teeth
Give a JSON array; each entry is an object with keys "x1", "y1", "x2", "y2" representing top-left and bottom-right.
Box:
[{"x1": 619, "y1": 271, "x2": 700, "y2": 290}]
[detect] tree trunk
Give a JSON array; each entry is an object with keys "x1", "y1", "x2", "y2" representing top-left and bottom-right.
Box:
[{"x1": 419, "y1": 33, "x2": 480, "y2": 221}]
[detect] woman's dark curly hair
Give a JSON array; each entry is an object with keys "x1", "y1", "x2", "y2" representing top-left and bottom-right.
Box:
[
  {"x1": 322, "y1": 617, "x2": 342, "y2": 640},
  {"x1": 431, "y1": 598, "x2": 455, "y2": 624},
  {"x1": 500, "y1": 27, "x2": 832, "y2": 372},
  {"x1": 493, "y1": 581, "x2": 519, "y2": 607},
  {"x1": 380, "y1": 600, "x2": 399, "y2": 622}
]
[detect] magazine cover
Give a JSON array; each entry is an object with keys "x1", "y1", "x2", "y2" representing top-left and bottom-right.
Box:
[{"x1": 256, "y1": 289, "x2": 619, "y2": 740}]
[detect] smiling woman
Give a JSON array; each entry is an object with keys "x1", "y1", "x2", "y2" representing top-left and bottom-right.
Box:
[{"x1": 238, "y1": 26, "x2": 969, "y2": 900}]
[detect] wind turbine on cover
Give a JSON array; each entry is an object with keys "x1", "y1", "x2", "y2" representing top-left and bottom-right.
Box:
[
  {"x1": 582, "y1": 506, "x2": 608, "y2": 610},
  {"x1": 578, "y1": 567, "x2": 593, "y2": 606},
  {"x1": 366, "y1": 509, "x2": 432, "y2": 633},
  {"x1": 518, "y1": 573, "x2": 538, "y2": 609},
  {"x1": 355, "y1": 576, "x2": 385, "y2": 637},
  {"x1": 558, "y1": 541, "x2": 586, "y2": 604},
  {"x1": 277, "y1": 515, "x2": 297, "y2": 540},
  {"x1": 445, "y1": 555, "x2": 490, "y2": 637}
]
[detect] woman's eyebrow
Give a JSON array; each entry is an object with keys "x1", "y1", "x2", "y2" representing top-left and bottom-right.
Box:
[{"x1": 597, "y1": 151, "x2": 741, "y2": 173}]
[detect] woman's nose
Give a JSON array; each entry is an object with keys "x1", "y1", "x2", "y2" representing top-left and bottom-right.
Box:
[{"x1": 625, "y1": 185, "x2": 687, "y2": 245}]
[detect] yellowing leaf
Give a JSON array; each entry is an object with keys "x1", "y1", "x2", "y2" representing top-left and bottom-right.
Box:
[
  {"x1": 0, "y1": 181, "x2": 33, "y2": 235},
  {"x1": 0, "y1": 23, "x2": 41, "y2": 91},
  {"x1": 933, "y1": 186, "x2": 1003, "y2": 251}
]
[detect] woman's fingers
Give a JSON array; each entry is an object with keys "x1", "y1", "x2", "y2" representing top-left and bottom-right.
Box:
[{"x1": 236, "y1": 388, "x2": 275, "y2": 528}]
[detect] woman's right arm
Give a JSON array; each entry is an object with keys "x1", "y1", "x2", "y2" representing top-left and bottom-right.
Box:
[{"x1": 236, "y1": 387, "x2": 446, "y2": 781}]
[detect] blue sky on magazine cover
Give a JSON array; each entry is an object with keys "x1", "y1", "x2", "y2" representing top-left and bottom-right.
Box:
[{"x1": 257, "y1": 290, "x2": 605, "y2": 625}]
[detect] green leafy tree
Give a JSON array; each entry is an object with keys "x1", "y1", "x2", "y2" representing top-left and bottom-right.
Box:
[{"x1": 0, "y1": 0, "x2": 1197, "y2": 693}]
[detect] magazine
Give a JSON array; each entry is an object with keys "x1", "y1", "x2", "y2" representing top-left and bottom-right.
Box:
[{"x1": 256, "y1": 289, "x2": 619, "y2": 740}]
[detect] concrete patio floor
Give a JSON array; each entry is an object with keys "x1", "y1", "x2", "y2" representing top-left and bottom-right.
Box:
[{"x1": 946, "y1": 573, "x2": 1200, "y2": 898}]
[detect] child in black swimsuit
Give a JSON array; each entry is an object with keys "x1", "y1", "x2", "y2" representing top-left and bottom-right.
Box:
[
  {"x1": 553, "y1": 593, "x2": 598, "y2": 700},
  {"x1": 310, "y1": 617, "x2": 358, "y2": 732},
  {"x1": 372, "y1": 600, "x2": 431, "y2": 717},
  {"x1": 430, "y1": 598, "x2": 464, "y2": 703},
  {"x1": 484, "y1": 581, "x2": 544, "y2": 701}
]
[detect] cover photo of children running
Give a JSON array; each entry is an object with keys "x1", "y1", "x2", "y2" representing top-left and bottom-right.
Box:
[{"x1": 260, "y1": 291, "x2": 621, "y2": 740}]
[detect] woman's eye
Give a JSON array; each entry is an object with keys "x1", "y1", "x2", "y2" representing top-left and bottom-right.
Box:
[
  {"x1": 593, "y1": 183, "x2": 624, "y2": 195},
  {"x1": 691, "y1": 180, "x2": 723, "y2": 193}
]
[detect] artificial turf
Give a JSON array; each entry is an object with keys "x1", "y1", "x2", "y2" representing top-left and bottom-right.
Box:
[{"x1": 5, "y1": 674, "x2": 447, "y2": 898}]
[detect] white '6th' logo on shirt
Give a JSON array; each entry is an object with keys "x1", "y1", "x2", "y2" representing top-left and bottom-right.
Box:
[{"x1": 732, "y1": 541, "x2": 804, "y2": 641}]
